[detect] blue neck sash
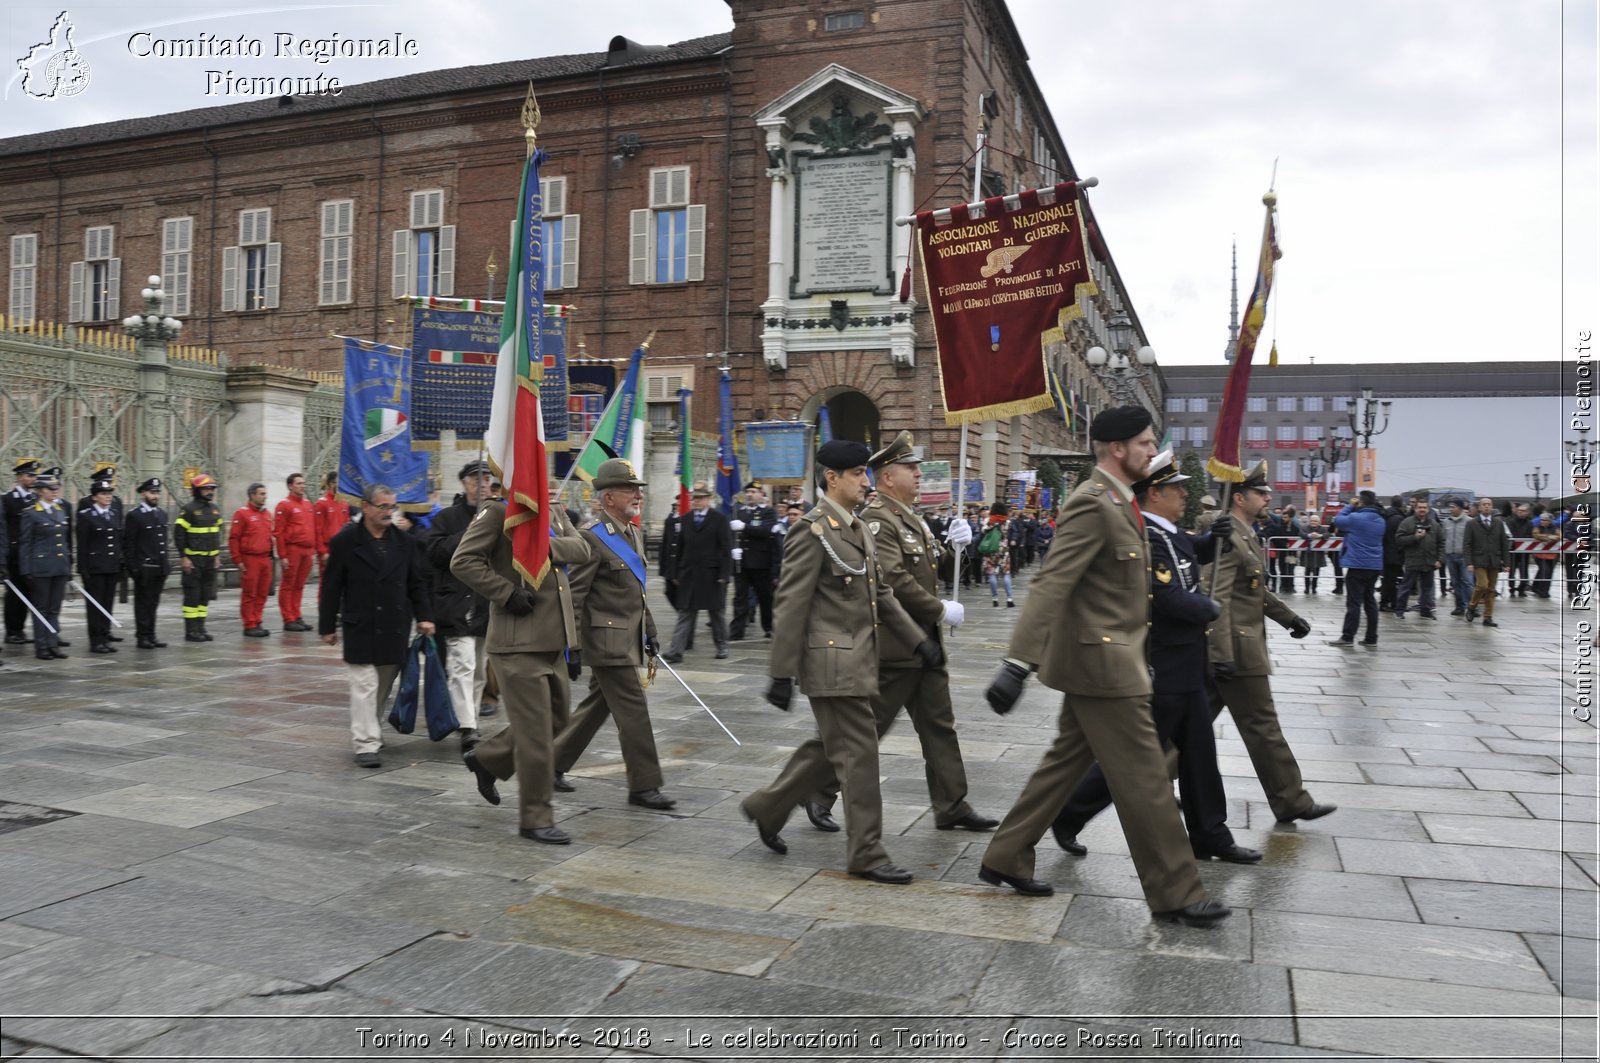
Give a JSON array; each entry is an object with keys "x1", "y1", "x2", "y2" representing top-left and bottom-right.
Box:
[{"x1": 591, "y1": 521, "x2": 647, "y2": 588}]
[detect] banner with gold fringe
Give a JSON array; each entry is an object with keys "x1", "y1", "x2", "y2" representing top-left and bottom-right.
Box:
[{"x1": 1208, "y1": 191, "x2": 1282, "y2": 484}]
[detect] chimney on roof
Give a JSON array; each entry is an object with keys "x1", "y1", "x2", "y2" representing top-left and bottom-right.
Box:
[{"x1": 606, "y1": 36, "x2": 667, "y2": 66}]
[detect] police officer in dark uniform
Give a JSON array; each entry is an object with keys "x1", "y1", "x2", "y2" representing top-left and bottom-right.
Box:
[
  {"x1": 4, "y1": 458, "x2": 40, "y2": 644},
  {"x1": 19, "y1": 471, "x2": 71, "y2": 660},
  {"x1": 123, "y1": 478, "x2": 172, "y2": 648},
  {"x1": 77, "y1": 477, "x2": 124, "y2": 653},
  {"x1": 77, "y1": 462, "x2": 124, "y2": 520},
  {"x1": 175, "y1": 473, "x2": 222, "y2": 642},
  {"x1": 1050, "y1": 450, "x2": 1260, "y2": 863},
  {"x1": 729, "y1": 480, "x2": 778, "y2": 640}
]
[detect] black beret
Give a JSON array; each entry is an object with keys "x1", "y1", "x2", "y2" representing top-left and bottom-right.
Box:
[
  {"x1": 1089, "y1": 405, "x2": 1154, "y2": 442},
  {"x1": 815, "y1": 439, "x2": 872, "y2": 471}
]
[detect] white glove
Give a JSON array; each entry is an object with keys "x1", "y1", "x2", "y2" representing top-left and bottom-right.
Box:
[
  {"x1": 731, "y1": 548, "x2": 743, "y2": 561},
  {"x1": 729, "y1": 519, "x2": 746, "y2": 532},
  {"x1": 946, "y1": 520, "x2": 973, "y2": 546},
  {"x1": 940, "y1": 600, "x2": 966, "y2": 627}
]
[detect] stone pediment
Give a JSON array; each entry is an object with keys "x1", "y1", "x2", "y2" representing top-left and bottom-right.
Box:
[{"x1": 753, "y1": 63, "x2": 924, "y2": 138}]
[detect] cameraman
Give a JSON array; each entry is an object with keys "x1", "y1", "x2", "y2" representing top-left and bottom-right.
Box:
[
  {"x1": 1330, "y1": 490, "x2": 1386, "y2": 647},
  {"x1": 1394, "y1": 496, "x2": 1445, "y2": 619}
]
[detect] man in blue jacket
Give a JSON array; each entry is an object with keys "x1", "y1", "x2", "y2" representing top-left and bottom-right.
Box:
[{"x1": 1330, "y1": 490, "x2": 1386, "y2": 647}]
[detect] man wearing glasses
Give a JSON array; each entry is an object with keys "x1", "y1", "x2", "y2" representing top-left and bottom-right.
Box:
[{"x1": 319, "y1": 484, "x2": 434, "y2": 769}]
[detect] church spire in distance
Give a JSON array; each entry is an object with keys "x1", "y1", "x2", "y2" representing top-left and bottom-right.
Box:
[{"x1": 1224, "y1": 238, "x2": 1240, "y2": 363}]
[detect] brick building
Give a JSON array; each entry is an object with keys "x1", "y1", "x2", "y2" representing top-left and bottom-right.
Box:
[{"x1": 0, "y1": 0, "x2": 1157, "y2": 518}]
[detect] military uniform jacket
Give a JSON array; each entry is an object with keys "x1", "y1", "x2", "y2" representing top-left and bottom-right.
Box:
[
  {"x1": 1463, "y1": 514, "x2": 1512, "y2": 569},
  {"x1": 768, "y1": 502, "x2": 924, "y2": 698},
  {"x1": 19, "y1": 501, "x2": 71, "y2": 578},
  {"x1": 734, "y1": 502, "x2": 779, "y2": 570},
  {"x1": 1210, "y1": 513, "x2": 1299, "y2": 677},
  {"x1": 571, "y1": 517, "x2": 658, "y2": 667},
  {"x1": 123, "y1": 503, "x2": 171, "y2": 575},
  {"x1": 450, "y1": 500, "x2": 588, "y2": 655},
  {"x1": 75, "y1": 502, "x2": 124, "y2": 575},
  {"x1": 1009, "y1": 468, "x2": 1152, "y2": 698},
  {"x1": 4, "y1": 485, "x2": 35, "y2": 565},
  {"x1": 863, "y1": 494, "x2": 949, "y2": 668},
  {"x1": 1147, "y1": 519, "x2": 1218, "y2": 695}
]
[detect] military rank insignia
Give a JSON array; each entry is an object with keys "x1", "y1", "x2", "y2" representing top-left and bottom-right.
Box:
[{"x1": 867, "y1": 521, "x2": 880, "y2": 535}]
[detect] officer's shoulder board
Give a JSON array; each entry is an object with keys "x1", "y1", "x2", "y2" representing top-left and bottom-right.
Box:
[{"x1": 580, "y1": 516, "x2": 603, "y2": 531}]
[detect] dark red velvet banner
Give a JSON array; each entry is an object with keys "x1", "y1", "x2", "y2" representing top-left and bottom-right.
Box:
[{"x1": 915, "y1": 183, "x2": 1097, "y2": 425}]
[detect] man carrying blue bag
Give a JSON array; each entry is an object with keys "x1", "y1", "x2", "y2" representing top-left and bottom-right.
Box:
[{"x1": 388, "y1": 634, "x2": 459, "y2": 741}]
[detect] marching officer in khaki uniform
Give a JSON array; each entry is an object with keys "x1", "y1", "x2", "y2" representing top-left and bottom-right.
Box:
[
  {"x1": 1207, "y1": 461, "x2": 1335, "y2": 825},
  {"x1": 802, "y1": 431, "x2": 997, "y2": 834},
  {"x1": 552, "y1": 458, "x2": 676, "y2": 811},
  {"x1": 981, "y1": 406, "x2": 1228, "y2": 926},
  {"x1": 451, "y1": 485, "x2": 590, "y2": 844},
  {"x1": 741, "y1": 439, "x2": 936, "y2": 884}
]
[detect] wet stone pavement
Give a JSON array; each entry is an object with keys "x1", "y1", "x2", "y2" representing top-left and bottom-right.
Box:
[{"x1": 0, "y1": 571, "x2": 1595, "y2": 1061}]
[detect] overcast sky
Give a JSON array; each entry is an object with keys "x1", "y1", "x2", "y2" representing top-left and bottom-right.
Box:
[{"x1": 2, "y1": 0, "x2": 1593, "y2": 370}]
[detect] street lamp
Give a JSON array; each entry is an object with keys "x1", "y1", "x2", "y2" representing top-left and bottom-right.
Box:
[
  {"x1": 1300, "y1": 438, "x2": 1343, "y2": 484},
  {"x1": 1524, "y1": 466, "x2": 1548, "y2": 502},
  {"x1": 1566, "y1": 426, "x2": 1592, "y2": 476},
  {"x1": 1085, "y1": 310, "x2": 1157, "y2": 406},
  {"x1": 121, "y1": 275, "x2": 184, "y2": 344},
  {"x1": 1349, "y1": 386, "x2": 1391, "y2": 447}
]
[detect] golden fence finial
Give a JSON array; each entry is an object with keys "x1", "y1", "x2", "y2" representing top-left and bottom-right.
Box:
[{"x1": 522, "y1": 82, "x2": 541, "y2": 158}]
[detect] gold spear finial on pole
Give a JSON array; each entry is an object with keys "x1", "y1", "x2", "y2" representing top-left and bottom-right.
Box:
[
  {"x1": 522, "y1": 82, "x2": 541, "y2": 158},
  {"x1": 641, "y1": 330, "x2": 657, "y2": 350}
]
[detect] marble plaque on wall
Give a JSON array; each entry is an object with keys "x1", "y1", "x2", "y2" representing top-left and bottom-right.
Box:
[{"x1": 793, "y1": 150, "x2": 892, "y2": 295}]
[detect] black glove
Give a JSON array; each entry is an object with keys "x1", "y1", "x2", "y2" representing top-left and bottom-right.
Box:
[
  {"x1": 766, "y1": 677, "x2": 794, "y2": 712},
  {"x1": 986, "y1": 660, "x2": 1029, "y2": 715},
  {"x1": 645, "y1": 635, "x2": 660, "y2": 658},
  {"x1": 503, "y1": 587, "x2": 536, "y2": 615},
  {"x1": 1210, "y1": 514, "x2": 1234, "y2": 552},
  {"x1": 915, "y1": 639, "x2": 945, "y2": 669},
  {"x1": 1212, "y1": 660, "x2": 1237, "y2": 682},
  {"x1": 566, "y1": 649, "x2": 582, "y2": 680},
  {"x1": 1204, "y1": 596, "x2": 1223, "y2": 621},
  {"x1": 1289, "y1": 616, "x2": 1312, "y2": 639}
]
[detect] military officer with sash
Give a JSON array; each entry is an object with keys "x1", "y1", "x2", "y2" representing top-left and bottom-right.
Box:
[
  {"x1": 552, "y1": 458, "x2": 676, "y2": 811},
  {"x1": 802, "y1": 431, "x2": 997, "y2": 834},
  {"x1": 1208, "y1": 461, "x2": 1335, "y2": 826},
  {"x1": 123, "y1": 478, "x2": 172, "y2": 649},
  {"x1": 741, "y1": 440, "x2": 936, "y2": 884},
  {"x1": 981, "y1": 406, "x2": 1229, "y2": 926},
  {"x1": 4, "y1": 458, "x2": 40, "y2": 645}
]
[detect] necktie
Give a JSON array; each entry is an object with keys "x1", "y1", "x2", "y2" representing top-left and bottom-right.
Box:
[{"x1": 1130, "y1": 498, "x2": 1146, "y2": 532}]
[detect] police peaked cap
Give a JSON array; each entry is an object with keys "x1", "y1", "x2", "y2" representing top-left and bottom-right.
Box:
[
  {"x1": 868, "y1": 431, "x2": 919, "y2": 470},
  {"x1": 33, "y1": 473, "x2": 60, "y2": 490},
  {"x1": 815, "y1": 439, "x2": 872, "y2": 471},
  {"x1": 13, "y1": 458, "x2": 40, "y2": 476},
  {"x1": 1238, "y1": 460, "x2": 1270, "y2": 491},
  {"x1": 1131, "y1": 449, "x2": 1189, "y2": 495},
  {"x1": 1089, "y1": 405, "x2": 1154, "y2": 442},
  {"x1": 136, "y1": 478, "x2": 162, "y2": 493}
]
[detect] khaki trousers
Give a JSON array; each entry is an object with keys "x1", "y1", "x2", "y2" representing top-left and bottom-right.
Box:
[
  {"x1": 983, "y1": 692, "x2": 1204, "y2": 913},
  {"x1": 743, "y1": 695, "x2": 890, "y2": 873},
  {"x1": 1209, "y1": 673, "x2": 1313, "y2": 821},
  {"x1": 554, "y1": 664, "x2": 664, "y2": 792},
  {"x1": 346, "y1": 663, "x2": 400, "y2": 754},
  {"x1": 442, "y1": 635, "x2": 486, "y2": 731},
  {"x1": 1469, "y1": 566, "x2": 1500, "y2": 617},
  {"x1": 475, "y1": 650, "x2": 569, "y2": 829}
]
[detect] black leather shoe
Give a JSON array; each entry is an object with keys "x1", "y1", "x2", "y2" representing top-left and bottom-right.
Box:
[
  {"x1": 1050, "y1": 825, "x2": 1088, "y2": 856},
  {"x1": 91, "y1": 643, "x2": 116, "y2": 654},
  {"x1": 1450, "y1": 608, "x2": 1465, "y2": 616},
  {"x1": 1276, "y1": 802, "x2": 1337, "y2": 824},
  {"x1": 851, "y1": 863, "x2": 913, "y2": 885},
  {"x1": 804, "y1": 800, "x2": 840, "y2": 832},
  {"x1": 714, "y1": 647, "x2": 729, "y2": 659},
  {"x1": 107, "y1": 633, "x2": 124, "y2": 642},
  {"x1": 462, "y1": 750, "x2": 500, "y2": 806},
  {"x1": 1327, "y1": 638, "x2": 1354, "y2": 647},
  {"x1": 56, "y1": 640, "x2": 70, "y2": 647},
  {"x1": 1153, "y1": 899, "x2": 1232, "y2": 927},
  {"x1": 978, "y1": 864, "x2": 1054, "y2": 895},
  {"x1": 1194, "y1": 843, "x2": 1263, "y2": 864},
  {"x1": 1482, "y1": 618, "x2": 1500, "y2": 627},
  {"x1": 629, "y1": 788, "x2": 677, "y2": 810},
  {"x1": 519, "y1": 826, "x2": 571, "y2": 845},
  {"x1": 35, "y1": 651, "x2": 55, "y2": 660},
  {"x1": 937, "y1": 810, "x2": 1000, "y2": 832},
  {"x1": 742, "y1": 806, "x2": 787, "y2": 854},
  {"x1": 49, "y1": 648, "x2": 68, "y2": 659},
  {"x1": 283, "y1": 620, "x2": 313, "y2": 631},
  {"x1": 553, "y1": 773, "x2": 575, "y2": 793},
  {"x1": 243, "y1": 627, "x2": 271, "y2": 638},
  {"x1": 5, "y1": 634, "x2": 30, "y2": 644}
]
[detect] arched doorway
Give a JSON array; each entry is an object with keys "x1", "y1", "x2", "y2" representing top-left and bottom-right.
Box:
[{"x1": 799, "y1": 387, "x2": 881, "y2": 450}]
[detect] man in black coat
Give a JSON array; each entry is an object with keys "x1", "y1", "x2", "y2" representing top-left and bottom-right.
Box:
[
  {"x1": 4, "y1": 458, "x2": 39, "y2": 644},
  {"x1": 1051, "y1": 451, "x2": 1259, "y2": 863},
  {"x1": 123, "y1": 478, "x2": 172, "y2": 648},
  {"x1": 422, "y1": 460, "x2": 494, "y2": 751},
  {"x1": 662, "y1": 481, "x2": 732, "y2": 662},
  {"x1": 319, "y1": 483, "x2": 434, "y2": 768},
  {"x1": 76, "y1": 478, "x2": 124, "y2": 653},
  {"x1": 1379, "y1": 496, "x2": 1407, "y2": 609},
  {"x1": 730, "y1": 481, "x2": 778, "y2": 640}
]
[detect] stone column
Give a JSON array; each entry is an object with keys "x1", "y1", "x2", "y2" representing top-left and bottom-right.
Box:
[
  {"x1": 223, "y1": 365, "x2": 316, "y2": 514},
  {"x1": 135, "y1": 336, "x2": 172, "y2": 493},
  {"x1": 759, "y1": 122, "x2": 791, "y2": 371},
  {"x1": 888, "y1": 135, "x2": 917, "y2": 368}
]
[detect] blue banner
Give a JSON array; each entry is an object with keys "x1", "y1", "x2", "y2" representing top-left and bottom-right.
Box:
[
  {"x1": 338, "y1": 339, "x2": 431, "y2": 506},
  {"x1": 963, "y1": 477, "x2": 986, "y2": 503},
  {"x1": 716, "y1": 370, "x2": 741, "y2": 512},
  {"x1": 744, "y1": 421, "x2": 811, "y2": 482},
  {"x1": 410, "y1": 303, "x2": 567, "y2": 446}
]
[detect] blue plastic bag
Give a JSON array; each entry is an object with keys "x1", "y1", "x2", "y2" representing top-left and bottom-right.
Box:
[{"x1": 388, "y1": 635, "x2": 459, "y2": 741}]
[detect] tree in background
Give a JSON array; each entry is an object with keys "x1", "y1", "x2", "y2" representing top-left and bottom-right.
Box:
[
  {"x1": 1179, "y1": 450, "x2": 1208, "y2": 529},
  {"x1": 1036, "y1": 458, "x2": 1063, "y2": 506}
]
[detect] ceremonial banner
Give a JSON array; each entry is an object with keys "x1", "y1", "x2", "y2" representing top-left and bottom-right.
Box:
[
  {"x1": 409, "y1": 299, "x2": 570, "y2": 448},
  {"x1": 914, "y1": 183, "x2": 1098, "y2": 425},
  {"x1": 963, "y1": 477, "x2": 987, "y2": 504},
  {"x1": 554, "y1": 363, "x2": 616, "y2": 479},
  {"x1": 1208, "y1": 191, "x2": 1282, "y2": 483},
  {"x1": 919, "y1": 459, "x2": 952, "y2": 506},
  {"x1": 716, "y1": 369, "x2": 742, "y2": 512},
  {"x1": 571, "y1": 342, "x2": 646, "y2": 483},
  {"x1": 675, "y1": 388, "x2": 694, "y2": 514},
  {"x1": 744, "y1": 421, "x2": 812, "y2": 483},
  {"x1": 337, "y1": 339, "x2": 430, "y2": 508},
  {"x1": 485, "y1": 147, "x2": 552, "y2": 587}
]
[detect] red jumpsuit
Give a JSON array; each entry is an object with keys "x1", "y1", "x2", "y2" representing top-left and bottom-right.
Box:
[
  {"x1": 314, "y1": 490, "x2": 352, "y2": 585},
  {"x1": 228, "y1": 504, "x2": 274, "y2": 631},
  {"x1": 273, "y1": 493, "x2": 317, "y2": 624}
]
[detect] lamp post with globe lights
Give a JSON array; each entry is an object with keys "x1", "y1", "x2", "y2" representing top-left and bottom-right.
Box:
[
  {"x1": 1084, "y1": 310, "x2": 1157, "y2": 407},
  {"x1": 122, "y1": 274, "x2": 185, "y2": 492}
]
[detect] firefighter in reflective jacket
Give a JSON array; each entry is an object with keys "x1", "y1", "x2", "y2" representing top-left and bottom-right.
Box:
[{"x1": 174, "y1": 473, "x2": 223, "y2": 642}]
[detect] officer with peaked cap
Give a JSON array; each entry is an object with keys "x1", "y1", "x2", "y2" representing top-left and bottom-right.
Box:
[
  {"x1": 123, "y1": 478, "x2": 172, "y2": 648},
  {"x1": 741, "y1": 439, "x2": 936, "y2": 884},
  {"x1": 4, "y1": 458, "x2": 40, "y2": 644},
  {"x1": 802, "y1": 431, "x2": 998, "y2": 834},
  {"x1": 981, "y1": 406, "x2": 1229, "y2": 926},
  {"x1": 19, "y1": 471, "x2": 71, "y2": 659},
  {"x1": 76, "y1": 477, "x2": 125, "y2": 652},
  {"x1": 1208, "y1": 460, "x2": 1334, "y2": 825}
]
